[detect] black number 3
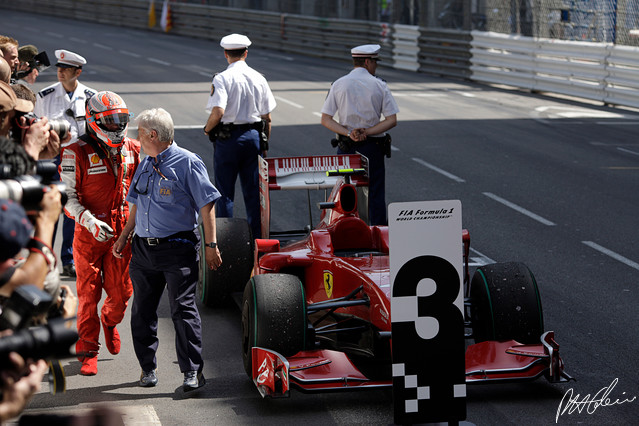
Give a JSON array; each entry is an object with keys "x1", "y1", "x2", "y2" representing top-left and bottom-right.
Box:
[{"x1": 392, "y1": 255, "x2": 467, "y2": 424}]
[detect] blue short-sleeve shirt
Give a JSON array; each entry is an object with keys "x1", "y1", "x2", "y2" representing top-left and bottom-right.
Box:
[{"x1": 126, "y1": 142, "x2": 220, "y2": 238}]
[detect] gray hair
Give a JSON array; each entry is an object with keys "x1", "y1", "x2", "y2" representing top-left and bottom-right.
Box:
[{"x1": 136, "y1": 108, "x2": 174, "y2": 143}]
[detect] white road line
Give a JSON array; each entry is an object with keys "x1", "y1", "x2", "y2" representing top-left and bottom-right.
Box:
[
  {"x1": 275, "y1": 96, "x2": 304, "y2": 109},
  {"x1": 393, "y1": 93, "x2": 444, "y2": 97},
  {"x1": 70, "y1": 37, "x2": 87, "y2": 44},
  {"x1": 617, "y1": 147, "x2": 639, "y2": 156},
  {"x1": 312, "y1": 111, "x2": 322, "y2": 117},
  {"x1": 189, "y1": 64, "x2": 213, "y2": 74},
  {"x1": 591, "y1": 142, "x2": 639, "y2": 146},
  {"x1": 93, "y1": 43, "x2": 113, "y2": 50},
  {"x1": 412, "y1": 158, "x2": 465, "y2": 183},
  {"x1": 174, "y1": 125, "x2": 203, "y2": 129},
  {"x1": 596, "y1": 121, "x2": 639, "y2": 125},
  {"x1": 269, "y1": 54, "x2": 294, "y2": 61},
  {"x1": 120, "y1": 50, "x2": 141, "y2": 58},
  {"x1": 45, "y1": 32, "x2": 64, "y2": 38},
  {"x1": 199, "y1": 71, "x2": 212, "y2": 77},
  {"x1": 469, "y1": 247, "x2": 495, "y2": 264},
  {"x1": 582, "y1": 241, "x2": 639, "y2": 271},
  {"x1": 148, "y1": 58, "x2": 171, "y2": 66},
  {"x1": 483, "y1": 192, "x2": 556, "y2": 226}
]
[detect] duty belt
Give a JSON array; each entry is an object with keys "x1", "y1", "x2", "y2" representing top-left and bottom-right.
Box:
[
  {"x1": 140, "y1": 230, "x2": 196, "y2": 246},
  {"x1": 227, "y1": 122, "x2": 262, "y2": 132},
  {"x1": 332, "y1": 134, "x2": 392, "y2": 158}
]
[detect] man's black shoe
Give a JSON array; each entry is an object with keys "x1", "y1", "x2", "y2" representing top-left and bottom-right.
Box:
[
  {"x1": 183, "y1": 370, "x2": 205, "y2": 392},
  {"x1": 62, "y1": 264, "x2": 76, "y2": 277},
  {"x1": 140, "y1": 369, "x2": 158, "y2": 387}
]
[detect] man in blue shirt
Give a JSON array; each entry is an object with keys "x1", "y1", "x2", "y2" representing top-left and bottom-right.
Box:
[{"x1": 113, "y1": 108, "x2": 222, "y2": 392}]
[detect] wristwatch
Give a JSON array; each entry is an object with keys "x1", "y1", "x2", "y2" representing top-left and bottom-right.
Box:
[{"x1": 205, "y1": 242, "x2": 217, "y2": 249}]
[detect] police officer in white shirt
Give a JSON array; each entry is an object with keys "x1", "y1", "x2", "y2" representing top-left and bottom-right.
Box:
[
  {"x1": 203, "y1": 34, "x2": 276, "y2": 239},
  {"x1": 34, "y1": 50, "x2": 97, "y2": 146},
  {"x1": 34, "y1": 49, "x2": 98, "y2": 277},
  {"x1": 321, "y1": 44, "x2": 399, "y2": 226}
]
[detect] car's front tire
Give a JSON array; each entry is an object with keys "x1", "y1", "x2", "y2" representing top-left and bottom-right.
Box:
[
  {"x1": 470, "y1": 262, "x2": 544, "y2": 344},
  {"x1": 241, "y1": 273, "x2": 307, "y2": 377}
]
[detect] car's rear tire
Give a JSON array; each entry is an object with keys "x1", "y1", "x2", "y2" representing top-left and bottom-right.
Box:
[
  {"x1": 198, "y1": 218, "x2": 253, "y2": 307},
  {"x1": 470, "y1": 262, "x2": 544, "y2": 344},
  {"x1": 241, "y1": 273, "x2": 307, "y2": 377}
]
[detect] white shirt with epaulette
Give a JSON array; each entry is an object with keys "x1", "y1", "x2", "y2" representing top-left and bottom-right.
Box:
[
  {"x1": 206, "y1": 61, "x2": 276, "y2": 124},
  {"x1": 34, "y1": 81, "x2": 97, "y2": 147},
  {"x1": 321, "y1": 67, "x2": 399, "y2": 138}
]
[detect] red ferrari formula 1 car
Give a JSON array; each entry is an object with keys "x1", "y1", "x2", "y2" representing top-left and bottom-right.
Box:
[{"x1": 198, "y1": 154, "x2": 572, "y2": 400}]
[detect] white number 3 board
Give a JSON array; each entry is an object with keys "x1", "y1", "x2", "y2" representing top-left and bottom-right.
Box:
[{"x1": 388, "y1": 200, "x2": 466, "y2": 424}]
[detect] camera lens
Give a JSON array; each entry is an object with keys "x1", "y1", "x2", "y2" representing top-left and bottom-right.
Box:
[{"x1": 49, "y1": 120, "x2": 70, "y2": 140}]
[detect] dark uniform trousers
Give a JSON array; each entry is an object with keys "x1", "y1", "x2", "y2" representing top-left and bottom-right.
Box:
[
  {"x1": 129, "y1": 233, "x2": 204, "y2": 373},
  {"x1": 338, "y1": 137, "x2": 387, "y2": 225},
  {"x1": 213, "y1": 127, "x2": 261, "y2": 238}
]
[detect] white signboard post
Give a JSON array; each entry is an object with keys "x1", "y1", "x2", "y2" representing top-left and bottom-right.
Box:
[{"x1": 389, "y1": 200, "x2": 466, "y2": 424}]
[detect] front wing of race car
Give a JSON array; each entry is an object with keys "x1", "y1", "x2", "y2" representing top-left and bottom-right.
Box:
[{"x1": 251, "y1": 331, "x2": 572, "y2": 398}]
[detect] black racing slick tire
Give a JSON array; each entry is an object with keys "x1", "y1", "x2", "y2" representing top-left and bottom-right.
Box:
[
  {"x1": 470, "y1": 262, "x2": 544, "y2": 344},
  {"x1": 241, "y1": 274, "x2": 307, "y2": 377},
  {"x1": 198, "y1": 218, "x2": 254, "y2": 307}
]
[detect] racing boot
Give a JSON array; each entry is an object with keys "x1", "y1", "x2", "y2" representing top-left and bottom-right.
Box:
[
  {"x1": 76, "y1": 339, "x2": 100, "y2": 376},
  {"x1": 81, "y1": 355, "x2": 98, "y2": 376},
  {"x1": 102, "y1": 317, "x2": 121, "y2": 355}
]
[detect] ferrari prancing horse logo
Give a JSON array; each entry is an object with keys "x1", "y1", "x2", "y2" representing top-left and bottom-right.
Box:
[{"x1": 323, "y1": 271, "x2": 333, "y2": 298}]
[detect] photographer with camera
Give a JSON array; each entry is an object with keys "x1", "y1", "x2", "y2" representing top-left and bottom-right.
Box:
[
  {"x1": 0, "y1": 142, "x2": 78, "y2": 424},
  {"x1": 33, "y1": 49, "x2": 92, "y2": 277},
  {"x1": 0, "y1": 342, "x2": 48, "y2": 424},
  {"x1": 0, "y1": 142, "x2": 62, "y2": 300},
  {"x1": 14, "y1": 45, "x2": 48, "y2": 87},
  {"x1": 1, "y1": 81, "x2": 61, "y2": 162}
]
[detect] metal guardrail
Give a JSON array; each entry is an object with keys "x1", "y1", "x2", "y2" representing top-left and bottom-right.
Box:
[
  {"x1": 0, "y1": 0, "x2": 467, "y2": 76},
  {"x1": 470, "y1": 31, "x2": 639, "y2": 108},
  {"x1": 419, "y1": 28, "x2": 472, "y2": 79},
  {"x1": 2, "y1": 0, "x2": 638, "y2": 107}
]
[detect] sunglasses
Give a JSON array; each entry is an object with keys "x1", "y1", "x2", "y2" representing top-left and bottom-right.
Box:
[{"x1": 133, "y1": 163, "x2": 168, "y2": 195}]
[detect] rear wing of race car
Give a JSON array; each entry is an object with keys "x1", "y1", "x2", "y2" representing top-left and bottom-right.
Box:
[{"x1": 258, "y1": 154, "x2": 369, "y2": 239}]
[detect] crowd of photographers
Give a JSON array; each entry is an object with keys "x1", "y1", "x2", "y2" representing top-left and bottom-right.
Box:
[{"x1": 1, "y1": 35, "x2": 82, "y2": 424}]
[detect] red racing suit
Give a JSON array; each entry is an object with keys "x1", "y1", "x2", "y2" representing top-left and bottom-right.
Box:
[{"x1": 60, "y1": 133, "x2": 140, "y2": 356}]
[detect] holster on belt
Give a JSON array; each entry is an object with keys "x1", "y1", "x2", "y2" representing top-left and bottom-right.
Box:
[
  {"x1": 208, "y1": 121, "x2": 268, "y2": 151},
  {"x1": 208, "y1": 123, "x2": 230, "y2": 143},
  {"x1": 331, "y1": 134, "x2": 353, "y2": 152},
  {"x1": 256, "y1": 120, "x2": 269, "y2": 152},
  {"x1": 330, "y1": 134, "x2": 392, "y2": 157},
  {"x1": 379, "y1": 133, "x2": 392, "y2": 158}
]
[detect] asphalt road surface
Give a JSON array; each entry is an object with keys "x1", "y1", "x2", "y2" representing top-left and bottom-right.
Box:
[{"x1": 3, "y1": 9, "x2": 639, "y2": 425}]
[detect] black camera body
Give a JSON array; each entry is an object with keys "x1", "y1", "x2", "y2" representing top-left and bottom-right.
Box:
[
  {"x1": 0, "y1": 160, "x2": 68, "y2": 212},
  {"x1": 0, "y1": 285, "x2": 78, "y2": 395},
  {"x1": 20, "y1": 111, "x2": 70, "y2": 141},
  {"x1": 0, "y1": 284, "x2": 53, "y2": 331},
  {"x1": 13, "y1": 51, "x2": 50, "y2": 80}
]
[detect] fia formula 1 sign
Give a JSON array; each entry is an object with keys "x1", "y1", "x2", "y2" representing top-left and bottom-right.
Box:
[{"x1": 389, "y1": 200, "x2": 466, "y2": 424}]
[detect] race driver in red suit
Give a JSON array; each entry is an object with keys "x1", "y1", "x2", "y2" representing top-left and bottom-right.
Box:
[{"x1": 60, "y1": 91, "x2": 140, "y2": 375}]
